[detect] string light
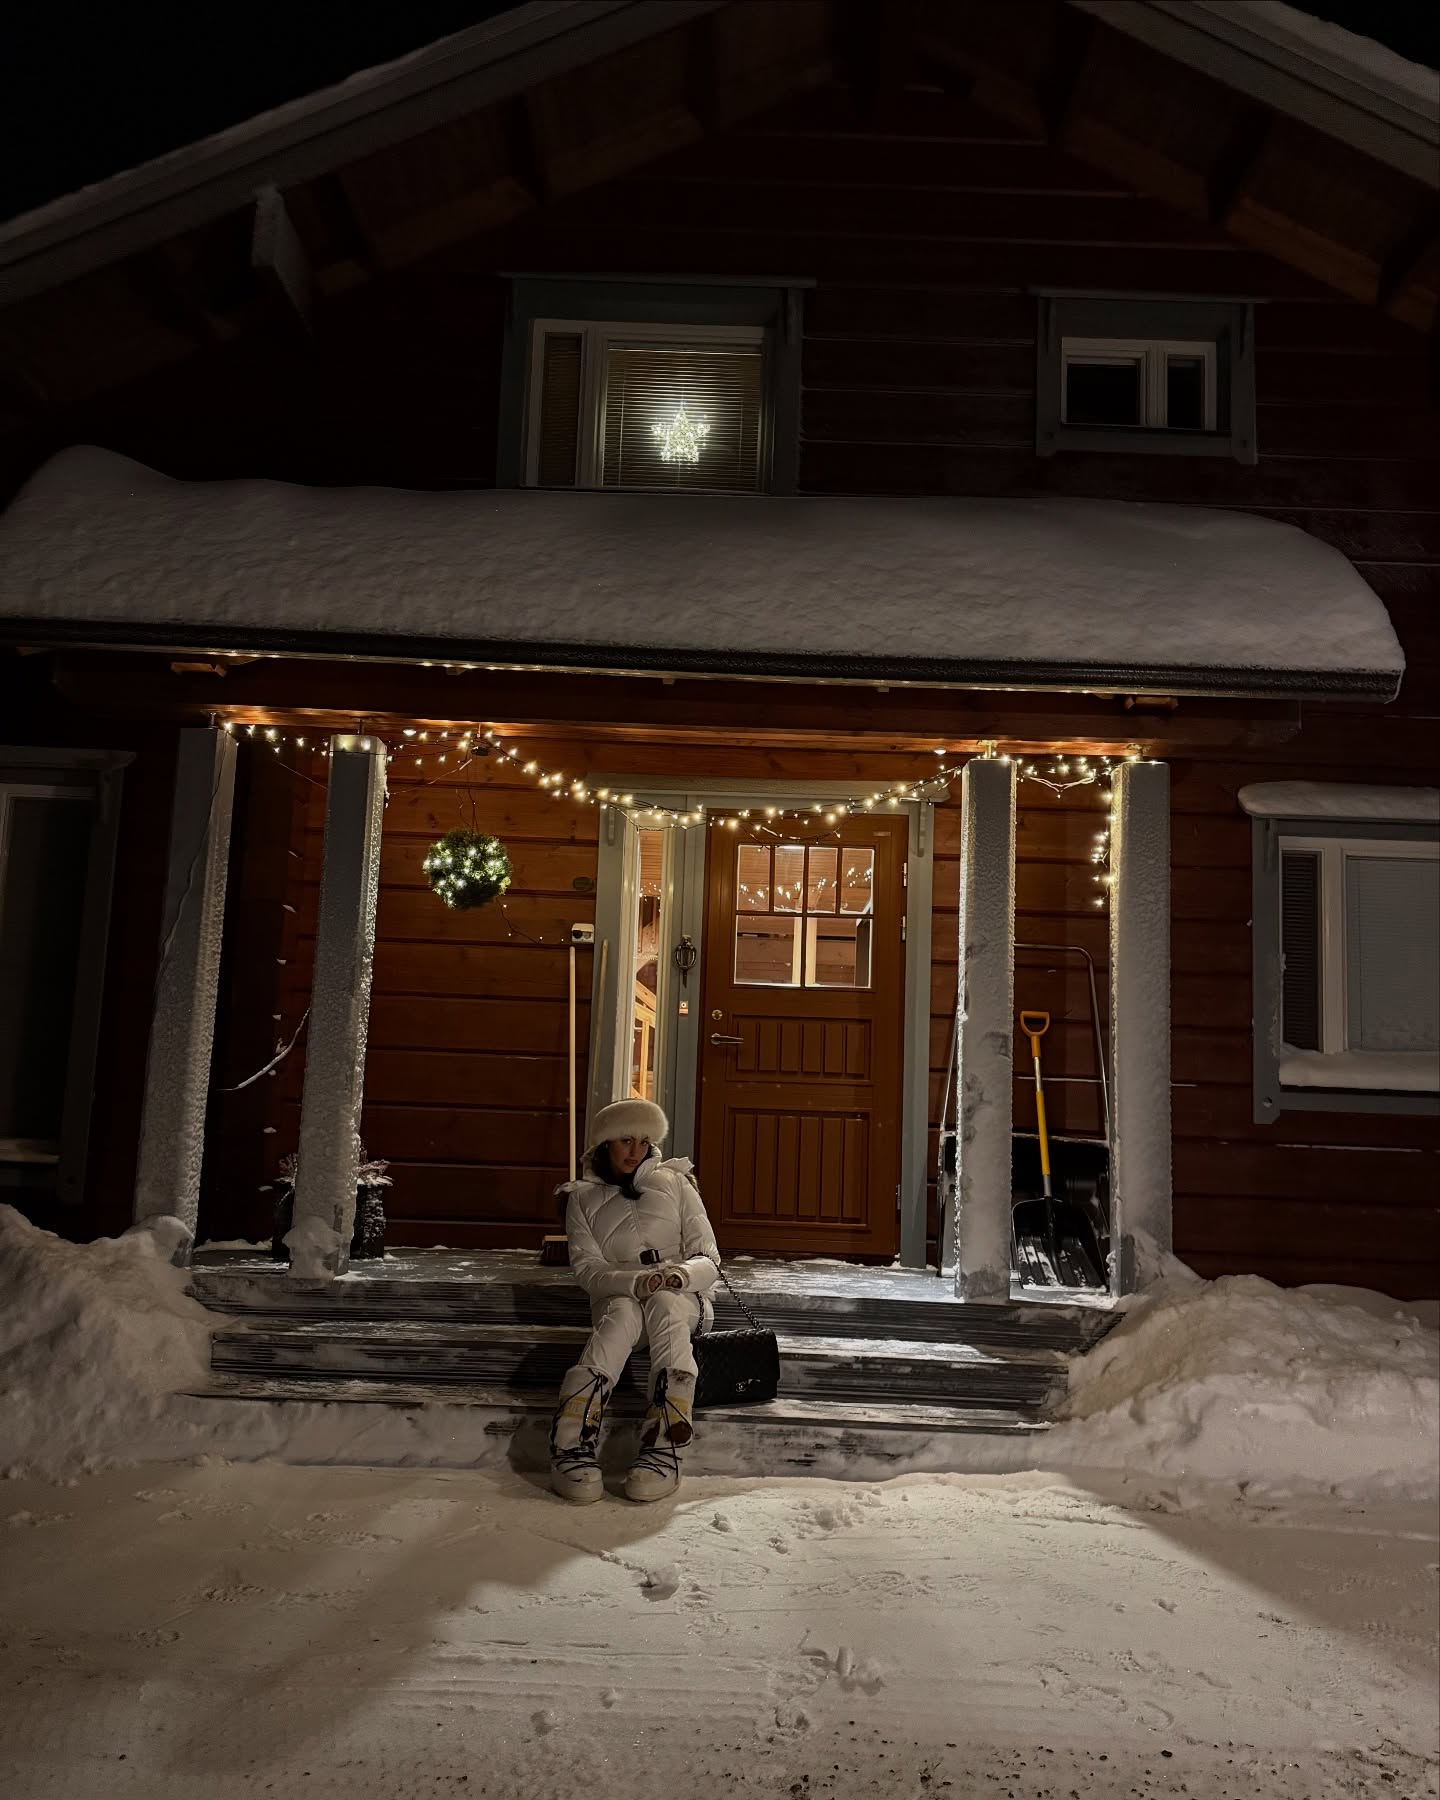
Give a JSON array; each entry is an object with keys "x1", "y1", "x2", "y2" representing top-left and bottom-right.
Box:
[{"x1": 218, "y1": 715, "x2": 1148, "y2": 907}]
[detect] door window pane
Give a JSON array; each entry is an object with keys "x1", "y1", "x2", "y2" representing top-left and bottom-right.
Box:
[
  {"x1": 1065, "y1": 358, "x2": 1142, "y2": 426},
  {"x1": 772, "y1": 845, "x2": 804, "y2": 913},
  {"x1": 806, "y1": 917, "x2": 872, "y2": 989},
  {"x1": 1345, "y1": 855, "x2": 1440, "y2": 1052},
  {"x1": 840, "y1": 850, "x2": 875, "y2": 915},
  {"x1": 736, "y1": 843, "x2": 770, "y2": 911},
  {"x1": 806, "y1": 846, "x2": 838, "y2": 913},
  {"x1": 734, "y1": 916, "x2": 801, "y2": 986}
]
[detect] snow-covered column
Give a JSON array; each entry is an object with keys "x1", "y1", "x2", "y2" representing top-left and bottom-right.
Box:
[
  {"x1": 1108, "y1": 759, "x2": 1172, "y2": 1293},
  {"x1": 133, "y1": 725, "x2": 238, "y2": 1253},
  {"x1": 953, "y1": 756, "x2": 1017, "y2": 1303},
  {"x1": 289, "y1": 735, "x2": 387, "y2": 1279}
]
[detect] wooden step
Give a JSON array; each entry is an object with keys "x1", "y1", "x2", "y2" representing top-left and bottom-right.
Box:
[
  {"x1": 208, "y1": 1317, "x2": 1066, "y2": 1412},
  {"x1": 187, "y1": 1374, "x2": 1051, "y2": 1472},
  {"x1": 190, "y1": 1255, "x2": 1112, "y2": 1355}
]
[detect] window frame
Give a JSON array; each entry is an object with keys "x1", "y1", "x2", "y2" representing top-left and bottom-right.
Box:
[
  {"x1": 1036, "y1": 292, "x2": 1257, "y2": 464},
  {"x1": 1252, "y1": 816, "x2": 1439, "y2": 1119},
  {"x1": 0, "y1": 749, "x2": 131, "y2": 1207},
  {"x1": 1060, "y1": 336, "x2": 1218, "y2": 432},
  {"x1": 498, "y1": 275, "x2": 807, "y2": 494},
  {"x1": 522, "y1": 317, "x2": 769, "y2": 492}
]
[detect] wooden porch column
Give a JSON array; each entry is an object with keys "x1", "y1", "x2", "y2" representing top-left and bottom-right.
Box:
[
  {"x1": 288, "y1": 735, "x2": 386, "y2": 1279},
  {"x1": 953, "y1": 756, "x2": 1017, "y2": 1303},
  {"x1": 133, "y1": 726, "x2": 238, "y2": 1251},
  {"x1": 1108, "y1": 759, "x2": 1173, "y2": 1292}
]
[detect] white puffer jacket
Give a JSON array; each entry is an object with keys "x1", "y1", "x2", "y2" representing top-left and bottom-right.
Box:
[{"x1": 562, "y1": 1154, "x2": 721, "y2": 1327}]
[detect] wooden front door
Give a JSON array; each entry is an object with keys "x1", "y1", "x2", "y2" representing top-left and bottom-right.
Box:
[{"x1": 696, "y1": 816, "x2": 906, "y2": 1257}]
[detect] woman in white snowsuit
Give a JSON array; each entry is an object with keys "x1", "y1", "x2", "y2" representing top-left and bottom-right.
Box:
[{"x1": 551, "y1": 1098, "x2": 719, "y2": 1504}]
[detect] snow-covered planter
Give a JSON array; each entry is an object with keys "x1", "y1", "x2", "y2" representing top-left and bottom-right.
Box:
[{"x1": 269, "y1": 1151, "x2": 390, "y2": 1262}]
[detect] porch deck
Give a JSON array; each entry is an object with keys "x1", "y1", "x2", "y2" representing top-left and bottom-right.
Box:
[{"x1": 186, "y1": 1249, "x2": 1116, "y2": 1470}]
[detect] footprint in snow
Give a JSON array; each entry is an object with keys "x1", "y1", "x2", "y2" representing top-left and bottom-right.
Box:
[
  {"x1": 711, "y1": 1513, "x2": 734, "y2": 1533},
  {"x1": 638, "y1": 1564, "x2": 680, "y2": 1601},
  {"x1": 532, "y1": 1709, "x2": 557, "y2": 1735},
  {"x1": 600, "y1": 1690, "x2": 620, "y2": 1709}
]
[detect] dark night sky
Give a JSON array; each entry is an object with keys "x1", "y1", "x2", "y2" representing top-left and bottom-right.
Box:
[{"x1": 1, "y1": 0, "x2": 1436, "y2": 226}]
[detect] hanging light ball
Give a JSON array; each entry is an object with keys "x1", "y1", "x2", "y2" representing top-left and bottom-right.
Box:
[{"x1": 422, "y1": 829, "x2": 513, "y2": 911}]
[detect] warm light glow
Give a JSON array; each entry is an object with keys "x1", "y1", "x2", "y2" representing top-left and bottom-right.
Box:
[{"x1": 651, "y1": 404, "x2": 710, "y2": 464}]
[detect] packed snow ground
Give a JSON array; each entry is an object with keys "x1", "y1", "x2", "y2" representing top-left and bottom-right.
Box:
[{"x1": 3, "y1": 1462, "x2": 1436, "y2": 1800}]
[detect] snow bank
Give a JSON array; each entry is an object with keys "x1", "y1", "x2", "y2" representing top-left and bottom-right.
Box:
[
  {"x1": 1052, "y1": 1267, "x2": 1440, "y2": 1500},
  {"x1": 0, "y1": 1207, "x2": 214, "y2": 1480}
]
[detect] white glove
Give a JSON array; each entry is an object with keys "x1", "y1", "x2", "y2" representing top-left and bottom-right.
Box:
[
  {"x1": 662, "y1": 1264, "x2": 691, "y2": 1291},
  {"x1": 633, "y1": 1269, "x2": 665, "y2": 1298}
]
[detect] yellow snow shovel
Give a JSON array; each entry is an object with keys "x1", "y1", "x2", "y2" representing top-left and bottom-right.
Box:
[{"x1": 1019, "y1": 1011, "x2": 1060, "y2": 1274}]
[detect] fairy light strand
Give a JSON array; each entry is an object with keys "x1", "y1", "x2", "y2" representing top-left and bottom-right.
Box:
[{"x1": 219, "y1": 718, "x2": 1144, "y2": 907}]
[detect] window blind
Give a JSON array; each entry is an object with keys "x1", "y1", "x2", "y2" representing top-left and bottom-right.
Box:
[
  {"x1": 1279, "y1": 850, "x2": 1321, "y2": 1050},
  {"x1": 536, "y1": 332, "x2": 582, "y2": 487},
  {"x1": 1344, "y1": 854, "x2": 1440, "y2": 1052},
  {"x1": 601, "y1": 343, "x2": 764, "y2": 493}
]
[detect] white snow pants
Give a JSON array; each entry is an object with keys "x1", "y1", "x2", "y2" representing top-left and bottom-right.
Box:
[{"x1": 574, "y1": 1291, "x2": 700, "y2": 1394}]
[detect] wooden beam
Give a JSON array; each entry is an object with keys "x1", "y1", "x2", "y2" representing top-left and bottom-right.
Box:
[
  {"x1": 1037, "y1": 2, "x2": 1093, "y2": 145},
  {"x1": 46, "y1": 651, "x2": 1304, "y2": 752},
  {"x1": 1377, "y1": 211, "x2": 1440, "y2": 336},
  {"x1": 1208, "y1": 104, "x2": 1273, "y2": 229},
  {"x1": 835, "y1": 0, "x2": 927, "y2": 123},
  {"x1": 251, "y1": 187, "x2": 313, "y2": 333}
]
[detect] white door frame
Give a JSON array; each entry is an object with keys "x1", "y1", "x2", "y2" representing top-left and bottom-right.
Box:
[{"x1": 589, "y1": 777, "x2": 940, "y2": 1267}]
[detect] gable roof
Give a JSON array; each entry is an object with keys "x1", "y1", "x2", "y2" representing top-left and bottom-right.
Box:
[
  {"x1": 0, "y1": 0, "x2": 1434, "y2": 313},
  {"x1": 0, "y1": 1, "x2": 724, "y2": 306}
]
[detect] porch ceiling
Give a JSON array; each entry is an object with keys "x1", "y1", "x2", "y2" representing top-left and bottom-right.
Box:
[{"x1": 0, "y1": 444, "x2": 1406, "y2": 701}]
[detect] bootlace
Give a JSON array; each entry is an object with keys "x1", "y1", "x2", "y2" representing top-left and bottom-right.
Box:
[
  {"x1": 550, "y1": 1370, "x2": 607, "y2": 1461},
  {"x1": 552, "y1": 1443, "x2": 598, "y2": 1471},
  {"x1": 633, "y1": 1373, "x2": 689, "y2": 1481}
]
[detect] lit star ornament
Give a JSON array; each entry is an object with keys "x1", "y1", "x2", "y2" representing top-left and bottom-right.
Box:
[{"x1": 651, "y1": 404, "x2": 709, "y2": 463}]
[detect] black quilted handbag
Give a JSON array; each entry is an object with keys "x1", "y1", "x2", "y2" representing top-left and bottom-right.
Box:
[{"x1": 693, "y1": 1260, "x2": 780, "y2": 1408}]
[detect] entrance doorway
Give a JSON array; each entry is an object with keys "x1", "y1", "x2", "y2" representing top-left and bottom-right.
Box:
[
  {"x1": 697, "y1": 817, "x2": 905, "y2": 1256},
  {"x1": 590, "y1": 784, "x2": 935, "y2": 1265}
]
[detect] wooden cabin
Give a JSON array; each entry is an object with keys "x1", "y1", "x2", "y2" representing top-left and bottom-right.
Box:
[{"x1": 1, "y1": 0, "x2": 1436, "y2": 1303}]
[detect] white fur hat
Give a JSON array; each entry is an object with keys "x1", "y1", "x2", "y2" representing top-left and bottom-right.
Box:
[{"x1": 590, "y1": 1099, "x2": 668, "y2": 1148}]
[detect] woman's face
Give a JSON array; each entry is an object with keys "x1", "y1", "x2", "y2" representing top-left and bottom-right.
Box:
[{"x1": 608, "y1": 1136, "x2": 650, "y2": 1177}]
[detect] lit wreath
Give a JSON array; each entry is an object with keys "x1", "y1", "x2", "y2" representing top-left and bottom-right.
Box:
[{"x1": 422, "y1": 829, "x2": 513, "y2": 911}]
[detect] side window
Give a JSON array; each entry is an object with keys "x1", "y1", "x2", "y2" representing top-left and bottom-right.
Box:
[
  {"x1": 0, "y1": 784, "x2": 94, "y2": 1160},
  {"x1": 1037, "y1": 294, "x2": 1256, "y2": 463},
  {"x1": 1250, "y1": 808, "x2": 1439, "y2": 1117}
]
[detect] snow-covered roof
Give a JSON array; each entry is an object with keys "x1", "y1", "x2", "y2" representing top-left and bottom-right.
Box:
[
  {"x1": 1239, "y1": 782, "x2": 1439, "y2": 823},
  {"x1": 0, "y1": 446, "x2": 1407, "y2": 700}
]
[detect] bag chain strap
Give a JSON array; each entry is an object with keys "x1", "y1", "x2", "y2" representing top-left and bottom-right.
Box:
[{"x1": 704, "y1": 1255, "x2": 767, "y2": 1333}]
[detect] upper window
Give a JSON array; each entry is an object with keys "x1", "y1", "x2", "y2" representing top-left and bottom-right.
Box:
[
  {"x1": 1037, "y1": 294, "x2": 1256, "y2": 463},
  {"x1": 527, "y1": 321, "x2": 767, "y2": 494},
  {"x1": 499, "y1": 276, "x2": 804, "y2": 494},
  {"x1": 1061, "y1": 338, "x2": 1216, "y2": 432},
  {"x1": 1247, "y1": 797, "x2": 1440, "y2": 1117}
]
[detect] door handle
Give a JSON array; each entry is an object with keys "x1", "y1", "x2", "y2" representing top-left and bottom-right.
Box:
[{"x1": 709, "y1": 1033, "x2": 742, "y2": 1046}]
